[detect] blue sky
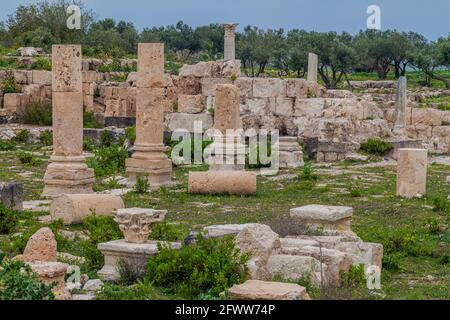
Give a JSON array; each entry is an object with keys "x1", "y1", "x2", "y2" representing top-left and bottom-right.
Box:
[{"x1": 1, "y1": 0, "x2": 449, "y2": 40}]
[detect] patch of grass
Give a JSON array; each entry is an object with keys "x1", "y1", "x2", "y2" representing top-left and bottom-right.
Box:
[
  {"x1": 22, "y1": 101, "x2": 52, "y2": 126},
  {"x1": 150, "y1": 222, "x2": 189, "y2": 242},
  {"x1": 133, "y1": 175, "x2": 149, "y2": 194},
  {"x1": 30, "y1": 57, "x2": 51, "y2": 71},
  {"x1": 299, "y1": 162, "x2": 318, "y2": 181},
  {"x1": 0, "y1": 139, "x2": 16, "y2": 151},
  {"x1": 1, "y1": 73, "x2": 21, "y2": 94},
  {"x1": 87, "y1": 144, "x2": 128, "y2": 177},
  {"x1": 14, "y1": 129, "x2": 29, "y2": 143},
  {"x1": 360, "y1": 138, "x2": 393, "y2": 156},
  {"x1": 38, "y1": 131, "x2": 52, "y2": 146},
  {"x1": 16, "y1": 151, "x2": 41, "y2": 165},
  {"x1": 83, "y1": 112, "x2": 103, "y2": 129},
  {"x1": 0, "y1": 204, "x2": 18, "y2": 235}
]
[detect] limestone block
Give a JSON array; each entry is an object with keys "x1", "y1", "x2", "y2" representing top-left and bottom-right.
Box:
[
  {"x1": 285, "y1": 78, "x2": 308, "y2": 98},
  {"x1": 178, "y1": 76, "x2": 202, "y2": 95},
  {"x1": 52, "y1": 45, "x2": 82, "y2": 93},
  {"x1": 273, "y1": 97, "x2": 294, "y2": 117},
  {"x1": 411, "y1": 108, "x2": 442, "y2": 126},
  {"x1": 396, "y1": 148, "x2": 427, "y2": 198},
  {"x1": 228, "y1": 280, "x2": 310, "y2": 300},
  {"x1": 0, "y1": 182, "x2": 23, "y2": 211},
  {"x1": 235, "y1": 77, "x2": 253, "y2": 97},
  {"x1": 253, "y1": 78, "x2": 284, "y2": 97},
  {"x1": 136, "y1": 43, "x2": 164, "y2": 88},
  {"x1": 204, "y1": 224, "x2": 259, "y2": 238},
  {"x1": 3, "y1": 93, "x2": 28, "y2": 115},
  {"x1": 165, "y1": 113, "x2": 213, "y2": 132},
  {"x1": 294, "y1": 98, "x2": 325, "y2": 118},
  {"x1": 214, "y1": 84, "x2": 241, "y2": 133},
  {"x1": 290, "y1": 205, "x2": 353, "y2": 232},
  {"x1": 211, "y1": 60, "x2": 241, "y2": 77},
  {"x1": 82, "y1": 71, "x2": 100, "y2": 83},
  {"x1": 32, "y1": 70, "x2": 52, "y2": 85},
  {"x1": 335, "y1": 242, "x2": 384, "y2": 270},
  {"x1": 135, "y1": 87, "x2": 165, "y2": 145},
  {"x1": 188, "y1": 171, "x2": 256, "y2": 195},
  {"x1": 179, "y1": 61, "x2": 213, "y2": 78},
  {"x1": 307, "y1": 53, "x2": 318, "y2": 83},
  {"x1": 241, "y1": 98, "x2": 267, "y2": 115},
  {"x1": 266, "y1": 255, "x2": 324, "y2": 286},
  {"x1": 235, "y1": 224, "x2": 281, "y2": 260},
  {"x1": 177, "y1": 94, "x2": 206, "y2": 114},
  {"x1": 14, "y1": 70, "x2": 32, "y2": 84},
  {"x1": 326, "y1": 90, "x2": 356, "y2": 99},
  {"x1": 50, "y1": 194, "x2": 125, "y2": 224},
  {"x1": 22, "y1": 227, "x2": 57, "y2": 262},
  {"x1": 201, "y1": 77, "x2": 232, "y2": 96}
]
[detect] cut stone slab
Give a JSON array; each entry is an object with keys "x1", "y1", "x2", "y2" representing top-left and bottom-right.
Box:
[
  {"x1": 227, "y1": 280, "x2": 310, "y2": 300},
  {"x1": 290, "y1": 205, "x2": 353, "y2": 232},
  {"x1": 83, "y1": 279, "x2": 103, "y2": 292},
  {"x1": 23, "y1": 200, "x2": 52, "y2": 212},
  {"x1": 396, "y1": 148, "x2": 427, "y2": 198},
  {"x1": 335, "y1": 242, "x2": 384, "y2": 269},
  {"x1": 204, "y1": 224, "x2": 258, "y2": 238},
  {"x1": 97, "y1": 240, "x2": 181, "y2": 281},
  {"x1": 266, "y1": 254, "x2": 324, "y2": 286},
  {"x1": 72, "y1": 293, "x2": 95, "y2": 301},
  {"x1": 0, "y1": 182, "x2": 23, "y2": 211},
  {"x1": 188, "y1": 171, "x2": 256, "y2": 195}
]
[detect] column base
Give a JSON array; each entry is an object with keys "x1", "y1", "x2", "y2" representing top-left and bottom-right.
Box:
[
  {"x1": 125, "y1": 144, "x2": 173, "y2": 189},
  {"x1": 42, "y1": 155, "x2": 95, "y2": 199}
]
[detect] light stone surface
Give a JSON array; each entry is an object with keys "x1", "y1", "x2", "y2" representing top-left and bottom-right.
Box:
[
  {"x1": 52, "y1": 45, "x2": 82, "y2": 92},
  {"x1": 396, "y1": 148, "x2": 427, "y2": 198},
  {"x1": 307, "y1": 53, "x2": 318, "y2": 83},
  {"x1": 214, "y1": 84, "x2": 242, "y2": 133},
  {"x1": 28, "y1": 261, "x2": 71, "y2": 300},
  {"x1": 188, "y1": 171, "x2": 256, "y2": 195},
  {"x1": 22, "y1": 227, "x2": 57, "y2": 262},
  {"x1": 114, "y1": 208, "x2": 166, "y2": 243},
  {"x1": 97, "y1": 240, "x2": 181, "y2": 281},
  {"x1": 136, "y1": 43, "x2": 164, "y2": 88},
  {"x1": 393, "y1": 76, "x2": 407, "y2": 133},
  {"x1": 204, "y1": 224, "x2": 259, "y2": 237},
  {"x1": 279, "y1": 136, "x2": 304, "y2": 169},
  {"x1": 227, "y1": 280, "x2": 310, "y2": 300},
  {"x1": 223, "y1": 23, "x2": 238, "y2": 60},
  {"x1": 266, "y1": 254, "x2": 324, "y2": 286},
  {"x1": 50, "y1": 194, "x2": 125, "y2": 224},
  {"x1": 290, "y1": 205, "x2": 353, "y2": 231}
]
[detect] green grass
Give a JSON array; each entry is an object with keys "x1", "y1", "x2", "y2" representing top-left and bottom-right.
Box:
[{"x1": 0, "y1": 141, "x2": 448, "y2": 300}]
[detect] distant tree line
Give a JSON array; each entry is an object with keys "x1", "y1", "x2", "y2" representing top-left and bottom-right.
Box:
[{"x1": 0, "y1": 0, "x2": 449, "y2": 88}]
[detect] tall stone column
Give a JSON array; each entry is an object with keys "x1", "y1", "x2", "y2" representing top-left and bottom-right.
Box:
[
  {"x1": 42, "y1": 45, "x2": 94, "y2": 198},
  {"x1": 126, "y1": 43, "x2": 172, "y2": 188},
  {"x1": 307, "y1": 53, "x2": 318, "y2": 83},
  {"x1": 393, "y1": 76, "x2": 407, "y2": 133},
  {"x1": 223, "y1": 23, "x2": 238, "y2": 60}
]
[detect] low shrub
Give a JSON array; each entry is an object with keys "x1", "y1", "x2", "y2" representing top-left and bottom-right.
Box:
[
  {"x1": 14, "y1": 129, "x2": 29, "y2": 143},
  {"x1": 360, "y1": 138, "x2": 393, "y2": 156},
  {"x1": 150, "y1": 222, "x2": 189, "y2": 242},
  {"x1": 340, "y1": 265, "x2": 366, "y2": 288},
  {"x1": 0, "y1": 258, "x2": 54, "y2": 300},
  {"x1": 87, "y1": 144, "x2": 128, "y2": 177},
  {"x1": 125, "y1": 127, "x2": 136, "y2": 144},
  {"x1": 39, "y1": 130, "x2": 52, "y2": 146},
  {"x1": 96, "y1": 280, "x2": 163, "y2": 300},
  {"x1": 432, "y1": 196, "x2": 449, "y2": 213},
  {"x1": 17, "y1": 151, "x2": 40, "y2": 165},
  {"x1": 0, "y1": 204, "x2": 18, "y2": 235},
  {"x1": 133, "y1": 175, "x2": 149, "y2": 194},
  {"x1": 83, "y1": 112, "x2": 103, "y2": 129},
  {"x1": 22, "y1": 101, "x2": 52, "y2": 126},
  {"x1": 1, "y1": 73, "x2": 21, "y2": 94},
  {"x1": 146, "y1": 234, "x2": 248, "y2": 299},
  {"x1": 30, "y1": 57, "x2": 52, "y2": 71},
  {"x1": 299, "y1": 162, "x2": 318, "y2": 181},
  {"x1": 0, "y1": 139, "x2": 16, "y2": 151}
]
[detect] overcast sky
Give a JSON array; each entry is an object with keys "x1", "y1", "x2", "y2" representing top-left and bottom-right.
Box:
[{"x1": 2, "y1": 0, "x2": 449, "y2": 40}]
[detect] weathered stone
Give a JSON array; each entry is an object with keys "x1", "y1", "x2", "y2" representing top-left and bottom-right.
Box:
[
  {"x1": 165, "y1": 113, "x2": 213, "y2": 132},
  {"x1": 266, "y1": 254, "x2": 324, "y2": 286},
  {"x1": 188, "y1": 171, "x2": 256, "y2": 195},
  {"x1": 28, "y1": 261, "x2": 71, "y2": 300},
  {"x1": 3, "y1": 93, "x2": 28, "y2": 116},
  {"x1": 335, "y1": 242, "x2": 384, "y2": 269},
  {"x1": 294, "y1": 98, "x2": 325, "y2": 118},
  {"x1": 98, "y1": 240, "x2": 181, "y2": 281},
  {"x1": 307, "y1": 53, "x2": 318, "y2": 83},
  {"x1": 201, "y1": 77, "x2": 232, "y2": 96},
  {"x1": 18, "y1": 47, "x2": 43, "y2": 57},
  {"x1": 114, "y1": 208, "x2": 166, "y2": 243},
  {"x1": 290, "y1": 205, "x2": 353, "y2": 232},
  {"x1": 393, "y1": 76, "x2": 407, "y2": 133},
  {"x1": 253, "y1": 78, "x2": 284, "y2": 97},
  {"x1": 83, "y1": 279, "x2": 104, "y2": 292},
  {"x1": 0, "y1": 182, "x2": 23, "y2": 211},
  {"x1": 177, "y1": 94, "x2": 206, "y2": 114},
  {"x1": 22, "y1": 227, "x2": 57, "y2": 262},
  {"x1": 396, "y1": 148, "x2": 428, "y2": 198},
  {"x1": 223, "y1": 23, "x2": 238, "y2": 60},
  {"x1": 136, "y1": 43, "x2": 164, "y2": 88},
  {"x1": 227, "y1": 280, "x2": 310, "y2": 300},
  {"x1": 204, "y1": 224, "x2": 258, "y2": 238},
  {"x1": 214, "y1": 84, "x2": 242, "y2": 133},
  {"x1": 50, "y1": 194, "x2": 125, "y2": 224},
  {"x1": 32, "y1": 70, "x2": 52, "y2": 85},
  {"x1": 279, "y1": 136, "x2": 304, "y2": 169},
  {"x1": 235, "y1": 224, "x2": 281, "y2": 260},
  {"x1": 52, "y1": 45, "x2": 82, "y2": 92}
]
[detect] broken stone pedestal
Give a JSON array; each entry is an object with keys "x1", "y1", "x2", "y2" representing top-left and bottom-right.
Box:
[
  {"x1": 279, "y1": 137, "x2": 304, "y2": 169},
  {"x1": 28, "y1": 261, "x2": 71, "y2": 300},
  {"x1": 0, "y1": 182, "x2": 23, "y2": 210},
  {"x1": 290, "y1": 205, "x2": 353, "y2": 232},
  {"x1": 97, "y1": 240, "x2": 181, "y2": 281},
  {"x1": 227, "y1": 280, "x2": 310, "y2": 300},
  {"x1": 396, "y1": 148, "x2": 427, "y2": 198},
  {"x1": 388, "y1": 138, "x2": 423, "y2": 160}
]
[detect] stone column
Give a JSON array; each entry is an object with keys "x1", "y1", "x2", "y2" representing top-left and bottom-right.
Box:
[
  {"x1": 396, "y1": 148, "x2": 427, "y2": 198},
  {"x1": 223, "y1": 23, "x2": 238, "y2": 60},
  {"x1": 307, "y1": 53, "x2": 318, "y2": 83},
  {"x1": 125, "y1": 43, "x2": 172, "y2": 188},
  {"x1": 42, "y1": 45, "x2": 94, "y2": 198},
  {"x1": 393, "y1": 76, "x2": 407, "y2": 133},
  {"x1": 210, "y1": 84, "x2": 245, "y2": 171}
]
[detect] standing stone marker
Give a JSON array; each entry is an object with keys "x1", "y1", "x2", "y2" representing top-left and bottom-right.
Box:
[
  {"x1": 0, "y1": 182, "x2": 23, "y2": 211},
  {"x1": 126, "y1": 43, "x2": 172, "y2": 188},
  {"x1": 307, "y1": 53, "x2": 318, "y2": 83},
  {"x1": 393, "y1": 76, "x2": 407, "y2": 133},
  {"x1": 223, "y1": 23, "x2": 238, "y2": 60},
  {"x1": 396, "y1": 148, "x2": 427, "y2": 198},
  {"x1": 42, "y1": 45, "x2": 94, "y2": 198}
]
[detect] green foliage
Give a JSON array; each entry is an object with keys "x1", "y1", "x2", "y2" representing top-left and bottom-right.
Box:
[
  {"x1": 299, "y1": 162, "x2": 318, "y2": 181},
  {"x1": 360, "y1": 138, "x2": 393, "y2": 156},
  {"x1": 125, "y1": 127, "x2": 136, "y2": 144},
  {"x1": 30, "y1": 57, "x2": 51, "y2": 70},
  {"x1": 83, "y1": 137, "x2": 96, "y2": 152},
  {"x1": 16, "y1": 151, "x2": 40, "y2": 165},
  {"x1": 38, "y1": 130, "x2": 52, "y2": 146},
  {"x1": 149, "y1": 222, "x2": 189, "y2": 242},
  {"x1": 83, "y1": 112, "x2": 103, "y2": 129},
  {"x1": 382, "y1": 254, "x2": 401, "y2": 271},
  {"x1": 347, "y1": 181, "x2": 363, "y2": 197},
  {"x1": 0, "y1": 139, "x2": 16, "y2": 151},
  {"x1": 246, "y1": 140, "x2": 272, "y2": 169},
  {"x1": 110, "y1": 74, "x2": 128, "y2": 82},
  {"x1": 146, "y1": 235, "x2": 248, "y2": 299},
  {"x1": 14, "y1": 129, "x2": 29, "y2": 143},
  {"x1": 432, "y1": 196, "x2": 450, "y2": 213},
  {"x1": 98, "y1": 59, "x2": 136, "y2": 73},
  {"x1": 0, "y1": 204, "x2": 18, "y2": 235},
  {"x1": 341, "y1": 265, "x2": 366, "y2": 288},
  {"x1": 96, "y1": 280, "x2": 163, "y2": 300},
  {"x1": 22, "y1": 100, "x2": 52, "y2": 126},
  {"x1": 1, "y1": 74, "x2": 20, "y2": 94},
  {"x1": 0, "y1": 258, "x2": 54, "y2": 300},
  {"x1": 87, "y1": 144, "x2": 128, "y2": 177},
  {"x1": 133, "y1": 175, "x2": 149, "y2": 194}
]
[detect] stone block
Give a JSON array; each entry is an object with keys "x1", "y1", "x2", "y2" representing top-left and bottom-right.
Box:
[
  {"x1": 14, "y1": 70, "x2": 32, "y2": 84},
  {"x1": 285, "y1": 78, "x2": 308, "y2": 98},
  {"x1": 273, "y1": 97, "x2": 294, "y2": 117},
  {"x1": 32, "y1": 70, "x2": 52, "y2": 85},
  {"x1": 294, "y1": 98, "x2": 325, "y2": 118},
  {"x1": 204, "y1": 224, "x2": 259, "y2": 238},
  {"x1": 253, "y1": 78, "x2": 284, "y2": 97},
  {"x1": 396, "y1": 148, "x2": 427, "y2": 198},
  {"x1": 50, "y1": 194, "x2": 125, "y2": 224},
  {"x1": 228, "y1": 280, "x2": 310, "y2": 300},
  {"x1": 137, "y1": 43, "x2": 164, "y2": 88},
  {"x1": 241, "y1": 98, "x2": 268, "y2": 115},
  {"x1": 266, "y1": 255, "x2": 324, "y2": 286},
  {"x1": 201, "y1": 77, "x2": 232, "y2": 96},
  {"x1": 179, "y1": 61, "x2": 212, "y2": 78},
  {"x1": 178, "y1": 76, "x2": 202, "y2": 95},
  {"x1": 335, "y1": 242, "x2": 384, "y2": 270},
  {"x1": 3, "y1": 93, "x2": 28, "y2": 116},
  {"x1": 214, "y1": 84, "x2": 241, "y2": 132},
  {"x1": 177, "y1": 94, "x2": 206, "y2": 114},
  {"x1": 290, "y1": 205, "x2": 353, "y2": 232},
  {"x1": 82, "y1": 71, "x2": 100, "y2": 83},
  {"x1": 22, "y1": 227, "x2": 57, "y2": 262},
  {"x1": 165, "y1": 113, "x2": 213, "y2": 132},
  {"x1": 0, "y1": 182, "x2": 23, "y2": 211},
  {"x1": 188, "y1": 171, "x2": 256, "y2": 195},
  {"x1": 27, "y1": 261, "x2": 70, "y2": 300},
  {"x1": 52, "y1": 45, "x2": 82, "y2": 93},
  {"x1": 235, "y1": 77, "x2": 253, "y2": 97}
]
